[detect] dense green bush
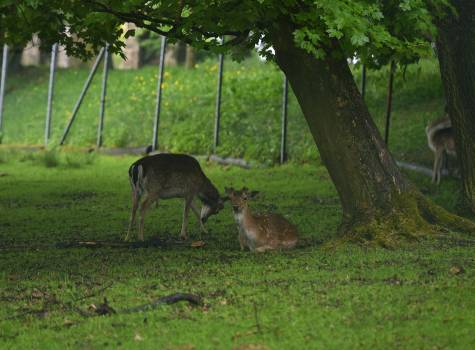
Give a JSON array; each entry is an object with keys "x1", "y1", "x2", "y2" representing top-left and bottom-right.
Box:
[{"x1": 1, "y1": 56, "x2": 444, "y2": 164}]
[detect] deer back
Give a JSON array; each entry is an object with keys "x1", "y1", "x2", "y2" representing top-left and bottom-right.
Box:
[
  {"x1": 426, "y1": 116, "x2": 453, "y2": 153},
  {"x1": 237, "y1": 207, "x2": 298, "y2": 250},
  {"x1": 254, "y1": 213, "x2": 298, "y2": 246},
  {"x1": 129, "y1": 154, "x2": 209, "y2": 198}
]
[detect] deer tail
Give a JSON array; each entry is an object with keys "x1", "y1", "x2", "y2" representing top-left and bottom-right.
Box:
[
  {"x1": 128, "y1": 163, "x2": 145, "y2": 201},
  {"x1": 426, "y1": 117, "x2": 452, "y2": 152}
]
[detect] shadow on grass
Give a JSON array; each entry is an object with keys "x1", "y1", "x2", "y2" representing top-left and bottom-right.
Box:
[{"x1": 0, "y1": 234, "x2": 325, "y2": 253}]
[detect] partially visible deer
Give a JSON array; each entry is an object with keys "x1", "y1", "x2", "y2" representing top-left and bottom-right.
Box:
[
  {"x1": 126, "y1": 153, "x2": 225, "y2": 241},
  {"x1": 425, "y1": 115, "x2": 457, "y2": 184},
  {"x1": 225, "y1": 187, "x2": 298, "y2": 252}
]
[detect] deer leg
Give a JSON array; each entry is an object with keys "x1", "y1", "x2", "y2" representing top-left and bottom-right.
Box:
[
  {"x1": 180, "y1": 197, "x2": 193, "y2": 240},
  {"x1": 125, "y1": 190, "x2": 139, "y2": 241},
  {"x1": 437, "y1": 151, "x2": 445, "y2": 185},
  {"x1": 138, "y1": 196, "x2": 154, "y2": 241},
  {"x1": 432, "y1": 151, "x2": 439, "y2": 184},
  {"x1": 190, "y1": 201, "x2": 208, "y2": 236},
  {"x1": 433, "y1": 150, "x2": 443, "y2": 185},
  {"x1": 238, "y1": 231, "x2": 246, "y2": 250},
  {"x1": 442, "y1": 151, "x2": 448, "y2": 176}
]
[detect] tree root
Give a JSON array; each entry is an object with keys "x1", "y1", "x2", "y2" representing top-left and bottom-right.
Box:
[
  {"x1": 415, "y1": 193, "x2": 475, "y2": 234},
  {"x1": 332, "y1": 190, "x2": 475, "y2": 248}
]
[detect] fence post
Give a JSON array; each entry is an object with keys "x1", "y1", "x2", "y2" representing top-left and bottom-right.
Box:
[
  {"x1": 361, "y1": 64, "x2": 367, "y2": 100},
  {"x1": 59, "y1": 47, "x2": 105, "y2": 145},
  {"x1": 0, "y1": 44, "x2": 8, "y2": 134},
  {"x1": 384, "y1": 61, "x2": 396, "y2": 145},
  {"x1": 280, "y1": 75, "x2": 289, "y2": 164},
  {"x1": 213, "y1": 38, "x2": 224, "y2": 154},
  {"x1": 152, "y1": 36, "x2": 167, "y2": 151},
  {"x1": 44, "y1": 43, "x2": 58, "y2": 146},
  {"x1": 96, "y1": 43, "x2": 110, "y2": 148}
]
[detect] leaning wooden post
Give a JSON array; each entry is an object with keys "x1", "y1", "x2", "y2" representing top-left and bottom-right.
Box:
[
  {"x1": 384, "y1": 61, "x2": 396, "y2": 145},
  {"x1": 96, "y1": 43, "x2": 110, "y2": 148},
  {"x1": 213, "y1": 37, "x2": 224, "y2": 154},
  {"x1": 152, "y1": 36, "x2": 167, "y2": 151},
  {"x1": 0, "y1": 44, "x2": 8, "y2": 134},
  {"x1": 59, "y1": 47, "x2": 105, "y2": 145},
  {"x1": 44, "y1": 43, "x2": 58, "y2": 146},
  {"x1": 361, "y1": 64, "x2": 367, "y2": 100},
  {"x1": 280, "y1": 75, "x2": 289, "y2": 164}
]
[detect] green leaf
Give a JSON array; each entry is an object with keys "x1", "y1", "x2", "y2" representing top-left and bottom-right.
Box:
[
  {"x1": 351, "y1": 33, "x2": 369, "y2": 46},
  {"x1": 124, "y1": 29, "x2": 135, "y2": 39}
]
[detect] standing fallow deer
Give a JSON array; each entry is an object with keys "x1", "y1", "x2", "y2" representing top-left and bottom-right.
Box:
[
  {"x1": 126, "y1": 153, "x2": 225, "y2": 241},
  {"x1": 225, "y1": 187, "x2": 298, "y2": 252},
  {"x1": 425, "y1": 115, "x2": 457, "y2": 184}
]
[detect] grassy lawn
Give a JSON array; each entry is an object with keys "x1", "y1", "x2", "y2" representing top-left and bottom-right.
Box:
[
  {"x1": 1, "y1": 151, "x2": 474, "y2": 349},
  {"x1": 0, "y1": 53, "x2": 472, "y2": 349}
]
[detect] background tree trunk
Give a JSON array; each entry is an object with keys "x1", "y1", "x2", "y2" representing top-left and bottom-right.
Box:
[
  {"x1": 175, "y1": 41, "x2": 187, "y2": 65},
  {"x1": 436, "y1": 0, "x2": 475, "y2": 215},
  {"x1": 270, "y1": 20, "x2": 475, "y2": 244},
  {"x1": 185, "y1": 45, "x2": 196, "y2": 69},
  {"x1": 4, "y1": 47, "x2": 23, "y2": 73}
]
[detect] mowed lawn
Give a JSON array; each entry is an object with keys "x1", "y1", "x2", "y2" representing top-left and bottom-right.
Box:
[{"x1": 0, "y1": 151, "x2": 474, "y2": 349}]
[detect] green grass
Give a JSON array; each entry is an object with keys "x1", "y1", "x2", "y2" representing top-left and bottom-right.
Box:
[
  {"x1": 1, "y1": 57, "x2": 318, "y2": 164},
  {"x1": 0, "y1": 54, "x2": 471, "y2": 349},
  {"x1": 1, "y1": 56, "x2": 445, "y2": 165},
  {"x1": 0, "y1": 151, "x2": 474, "y2": 349}
]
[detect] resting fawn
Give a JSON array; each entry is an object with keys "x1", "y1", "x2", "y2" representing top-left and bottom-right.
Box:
[
  {"x1": 126, "y1": 153, "x2": 224, "y2": 241},
  {"x1": 225, "y1": 187, "x2": 298, "y2": 252},
  {"x1": 425, "y1": 115, "x2": 457, "y2": 184}
]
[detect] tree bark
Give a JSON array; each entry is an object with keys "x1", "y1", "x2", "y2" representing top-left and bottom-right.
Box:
[
  {"x1": 270, "y1": 20, "x2": 475, "y2": 244},
  {"x1": 436, "y1": 0, "x2": 475, "y2": 214},
  {"x1": 176, "y1": 41, "x2": 187, "y2": 65},
  {"x1": 185, "y1": 45, "x2": 196, "y2": 69}
]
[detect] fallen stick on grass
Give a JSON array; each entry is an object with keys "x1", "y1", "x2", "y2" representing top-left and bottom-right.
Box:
[
  {"x1": 4, "y1": 293, "x2": 202, "y2": 320},
  {"x1": 78, "y1": 293, "x2": 202, "y2": 316},
  {"x1": 396, "y1": 160, "x2": 460, "y2": 179},
  {"x1": 121, "y1": 293, "x2": 202, "y2": 314},
  {"x1": 208, "y1": 154, "x2": 251, "y2": 169}
]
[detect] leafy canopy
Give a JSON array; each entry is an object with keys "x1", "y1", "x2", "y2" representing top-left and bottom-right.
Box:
[{"x1": 0, "y1": 0, "x2": 448, "y2": 66}]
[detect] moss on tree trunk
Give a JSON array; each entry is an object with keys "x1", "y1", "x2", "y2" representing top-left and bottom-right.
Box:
[
  {"x1": 436, "y1": 0, "x2": 475, "y2": 214},
  {"x1": 271, "y1": 20, "x2": 475, "y2": 245}
]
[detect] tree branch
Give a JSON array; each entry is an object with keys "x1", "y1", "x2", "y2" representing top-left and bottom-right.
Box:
[{"x1": 83, "y1": 0, "x2": 251, "y2": 50}]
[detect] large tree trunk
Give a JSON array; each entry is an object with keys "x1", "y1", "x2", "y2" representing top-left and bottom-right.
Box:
[
  {"x1": 271, "y1": 21, "x2": 475, "y2": 244},
  {"x1": 436, "y1": 0, "x2": 475, "y2": 215},
  {"x1": 185, "y1": 45, "x2": 196, "y2": 69}
]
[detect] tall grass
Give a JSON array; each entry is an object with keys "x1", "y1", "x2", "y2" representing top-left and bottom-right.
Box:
[{"x1": 1, "y1": 56, "x2": 444, "y2": 164}]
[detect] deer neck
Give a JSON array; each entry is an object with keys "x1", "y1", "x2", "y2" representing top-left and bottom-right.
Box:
[
  {"x1": 198, "y1": 179, "x2": 219, "y2": 206},
  {"x1": 233, "y1": 205, "x2": 258, "y2": 238}
]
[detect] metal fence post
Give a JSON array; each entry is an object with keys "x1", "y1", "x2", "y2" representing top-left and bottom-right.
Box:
[
  {"x1": 361, "y1": 64, "x2": 367, "y2": 100},
  {"x1": 44, "y1": 43, "x2": 58, "y2": 146},
  {"x1": 0, "y1": 44, "x2": 9, "y2": 134},
  {"x1": 59, "y1": 47, "x2": 105, "y2": 145},
  {"x1": 384, "y1": 61, "x2": 396, "y2": 145},
  {"x1": 213, "y1": 41, "x2": 224, "y2": 154},
  {"x1": 280, "y1": 75, "x2": 289, "y2": 164},
  {"x1": 152, "y1": 36, "x2": 167, "y2": 151},
  {"x1": 96, "y1": 44, "x2": 110, "y2": 148}
]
